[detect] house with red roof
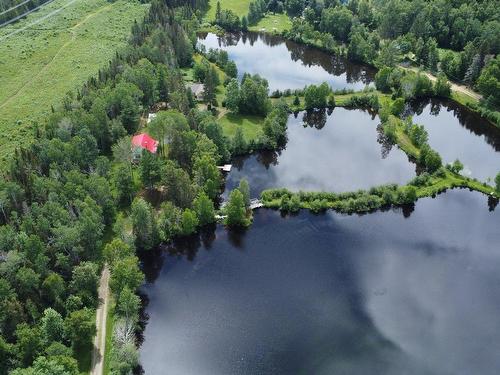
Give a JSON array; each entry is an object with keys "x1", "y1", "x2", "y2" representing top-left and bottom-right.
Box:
[{"x1": 131, "y1": 133, "x2": 159, "y2": 155}]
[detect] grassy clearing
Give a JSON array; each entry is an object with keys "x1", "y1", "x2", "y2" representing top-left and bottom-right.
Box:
[
  {"x1": 249, "y1": 13, "x2": 292, "y2": 33},
  {"x1": 206, "y1": 0, "x2": 251, "y2": 20},
  {"x1": 451, "y1": 90, "x2": 478, "y2": 107},
  {"x1": 103, "y1": 298, "x2": 115, "y2": 375},
  {"x1": 274, "y1": 92, "x2": 391, "y2": 111},
  {"x1": 219, "y1": 112, "x2": 265, "y2": 141},
  {"x1": 0, "y1": 0, "x2": 147, "y2": 163}
]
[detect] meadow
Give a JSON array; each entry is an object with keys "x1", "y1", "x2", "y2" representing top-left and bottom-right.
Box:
[
  {"x1": 0, "y1": 0, "x2": 148, "y2": 163},
  {"x1": 205, "y1": 0, "x2": 251, "y2": 20}
]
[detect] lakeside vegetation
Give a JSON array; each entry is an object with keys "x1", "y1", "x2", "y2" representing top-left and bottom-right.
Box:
[
  {"x1": 208, "y1": 0, "x2": 500, "y2": 127},
  {"x1": 0, "y1": 0, "x2": 148, "y2": 163},
  {"x1": 0, "y1": 0, "x2": 499, "y2": 374}
]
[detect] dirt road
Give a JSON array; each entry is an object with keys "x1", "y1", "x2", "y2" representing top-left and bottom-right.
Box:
[
  {"x1": 90, "y1": 265, "x2": 110, "y2": 375},
  {"x1": 400, "y1": 66, "x2": 482, "y2": 101}
]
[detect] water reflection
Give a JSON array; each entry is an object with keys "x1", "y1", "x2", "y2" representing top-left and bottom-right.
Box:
[
  {"x1": 408, "y1": 98, "x2": 500, "y2": 182},
  {"x1": 197, "y1": 32, "x2": 376, "y2": 92},
  {"x1": 139, "y1": 190, "x2": 500, "y2": 375},
  {"x1": 224, "y1": 108, "x2": 416, "y2": 198}
]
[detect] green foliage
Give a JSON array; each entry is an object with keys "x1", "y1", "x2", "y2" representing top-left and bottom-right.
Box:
[
  {"x1": 232, "y1": 126, "x2": 248, "y2": 155},
  {"x1": 391, "y1": 98, "x2": 405, "y2": 116},
  {"x1": 215, "y1": 8, "x2": 241, "y2": 30},
  {"x1": 40, "y1": 308, "x2": 64, "y2": 346},
  {"x1": 103, "y1": 239, "x2": 134, "y2": 266},
  {"x1": 131, "y1": 198, "x2": 157, "y2": 250},
  {"x1": 109, "y1": 256, "x2": 144, "y2": 295},
  {"x1": 70, "y1": 262, "x2": 98, "y2": 307},
  {"x1": 116, "y1": 287, "x2": 141, "y2": 324},
  {"x1": 112, "y1": 163, "x2": 135, "y2": 206},
  {"x1": 477, "y1": 56, "x2": 500, "y2": 109},
  {"x1": 420, "y1": 145, "x2": 443, "y2": 173},
  {"x1": 238, "y1": 179, "x2": 251, "y2": 208},
  {"x1": 180, "y1": 209, "x2": 199, "y2": 236},
  {"x1": 10, "y1": 355, "x2": 79, "y2": 375},
  {"x1": 238, "y1": 74, "x2": 271, "y2": 116},
  {"x1": 140, "y1": 151, "x2": 162, "y2": 189},
  {"x1": 375, "y1": 67, "x2": 393, "y2": 92},
  {"x1": 495, "y1": 172, "x2": 500, "y2": 192},
  {"x1": 194, "y1": 192, "x2": 216, "y2": 226},
  {"x1": 262, "y1": 183, "x2": 421, "y2": 215},
  {"x1": 262, "y1": 100, "x2": 289, "y2": 148},
  {"x1": 448, "y1": 159, "x2": 464, "y2": 174},
  {"x1": 225, "y1": 189, "x2": 249, "y2": 227},
  {"x1": 156, "y1": 202, "x2": 181, "y2": 242},
  {"x1": 320, "y1": 6, "x2": 353, "y2": 42},
  {"x1": 434, "y1": 74, "x2": 452, "y2": 98},
  {"x1": 304, "y1": 83, "x2": 331, "y2": 109},
  {"x1": 225, "y1": 79, "x2": 241, "y2": 112},
  {"x1": 64, "y1": 308, "x2": 96, "y2": 350}
]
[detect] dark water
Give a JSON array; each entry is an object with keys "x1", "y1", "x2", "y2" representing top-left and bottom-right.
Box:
[
  {"x1": 409, "y1": 98, "x2": 500, "y2": 182},
  {"x1": 197, "y1": 32, "x2": 375, "y2": 92},
  {"x1": 139, "y1": 189, "x2": 500, "y2": 375},
  {"x1": 224, "y1": 107, "x2": 415, "y2": 198}
]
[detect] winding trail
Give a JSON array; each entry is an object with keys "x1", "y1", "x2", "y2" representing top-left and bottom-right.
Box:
[
  {"x1": 90, "y1": 265, "x2": 110, "y2": 375},
  {"x1": 400, "y1": 65, "x2": 482, "y2": 101}
]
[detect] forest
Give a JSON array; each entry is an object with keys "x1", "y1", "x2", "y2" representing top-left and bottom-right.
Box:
[{"x1": 0, "y1": 0, "x2": 499, "y2": 374}]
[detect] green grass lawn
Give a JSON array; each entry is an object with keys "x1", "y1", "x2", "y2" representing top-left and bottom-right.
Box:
[
  {"x1": 206, "y1": 0, "x2": 251, "y2": 20},
  {"x1": 103, "y1": 298, "x2": 115, "y2": 375},
  {"x1": 219, "y1": 112, "x2": 265, "y2": 141},
  {"x1": 249, "y1": 13, "x2": 292, "y2": 33},
  {"x1": 0, "y1": 0, "x2": 148, "y2": 163},
  {"x1": 452, "y1": 90, "x2": 479, "y2": 107}
]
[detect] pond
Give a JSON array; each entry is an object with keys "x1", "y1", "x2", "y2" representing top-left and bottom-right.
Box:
[
  {"x1": 197, "y1": 32, "x2": 376, "y2": 92},
  {"x1": 139, "y1": 189, "x2": 500, "y2": 375},
  {"x1": 408, "y1": 98, "x2": 500, "y2": 182},
  {"x1": 224, "y1": 107, "x2": 416, "y2": 198}
]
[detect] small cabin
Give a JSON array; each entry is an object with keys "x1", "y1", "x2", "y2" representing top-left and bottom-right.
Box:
[{"x1": 188, "y1": 83, "x2": 205, "y2": 101}]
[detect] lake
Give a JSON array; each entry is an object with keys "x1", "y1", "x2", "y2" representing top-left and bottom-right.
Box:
[
  {"x1": 224, "y1": 107, "x2": 416, "y2": 197},
  {"x1": 139, "y1": 190, "x2": 500, "y2": 375},
  {"x1": 138, "y1": 32, "x2": 500, "y2": 375},
  {"x1": 409, "y1": 98, "x2": 500, "y2": 182},
  {"x1": 197, "y1": 32, "x2": 376, "y2": 92}
]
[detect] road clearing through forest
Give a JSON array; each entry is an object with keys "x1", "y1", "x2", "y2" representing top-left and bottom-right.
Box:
[
  {"x1": 400, "y1": 65, "x2": 482, "y2": 101},
  {"x1": 90, "y1": 265, "x2": 110, "y2": 375}
]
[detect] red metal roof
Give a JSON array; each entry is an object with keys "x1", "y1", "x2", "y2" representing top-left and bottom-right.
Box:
[{"x1": 131, "y1": 133, "x2": 158, "y2": 154}]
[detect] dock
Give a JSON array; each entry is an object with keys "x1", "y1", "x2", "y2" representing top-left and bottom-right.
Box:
[{"x1": 217, "y1": 164, "x2": 232, "y2": 172}]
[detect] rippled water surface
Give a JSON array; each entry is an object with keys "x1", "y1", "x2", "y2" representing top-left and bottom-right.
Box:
[{"x1": 197, "y1": 32, "x2": 375, "y2": 92}]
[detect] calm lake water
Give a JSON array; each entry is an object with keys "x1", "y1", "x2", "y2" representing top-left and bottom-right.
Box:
[
  {"x1": 224, "y1": 107, "x2": 415, "y2": 197},
  {"x1": 139, "y1": 32, "x2": 500, "y2": 375},
  {"x1": 197, "y1": 32, "x2": 375, "y2": 92},
  {"x1": 139, "y1": 190, "x2": 500, "y2": 375},
  {"x1": 409, "y1": 98, "x2": 500, "y2": 182}
]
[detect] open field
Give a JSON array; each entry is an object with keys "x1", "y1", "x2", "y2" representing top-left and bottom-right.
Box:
[
  {"x1": 249, "y1": 13, "x2": 292, "y2": 33},
  {"x1": 219, "y1": 112, "x2": 265, "y2": 141},
  {"x1": 0, "y1": 0, "x2": 148, "y2": 163},
  {"x1": 206, "y1": 0, "x2": 251, "y2": 20}
]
